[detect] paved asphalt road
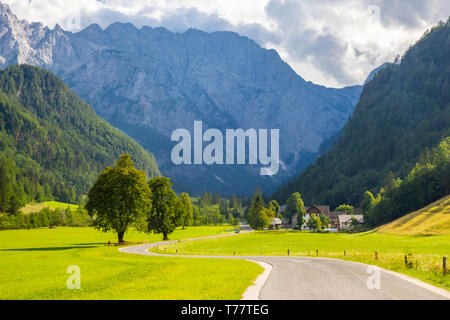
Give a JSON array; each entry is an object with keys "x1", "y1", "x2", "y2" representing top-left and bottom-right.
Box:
[{"x1": 119, "y1": 234, "x2": 449, "y2": 300}]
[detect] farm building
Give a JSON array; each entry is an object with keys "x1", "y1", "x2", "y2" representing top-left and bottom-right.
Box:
[
  {"x1": 269, "y1": 218, "x2": 282, "y2": 230},
  {"x1": 338, "y1": 215, "x2": 364, "y2": 230}
]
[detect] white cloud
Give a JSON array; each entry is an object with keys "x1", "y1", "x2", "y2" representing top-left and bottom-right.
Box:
[{"x1": 4, "y1": 0, "x2": 449, "y2": 87}]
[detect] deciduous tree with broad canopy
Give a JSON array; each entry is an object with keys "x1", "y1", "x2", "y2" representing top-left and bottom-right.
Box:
[
  {"x1": 178, "y1": 193, "x2": 193, "y2": 229},
  {"x1": 306, "y1": 214, "x2": 323, "y2": 231},
  {"x1": 85, "y1": 154, "x2": 152, "y2": 243},
  {"x1": 147, "y1": 177, "x2": 179, "y2": 240}
]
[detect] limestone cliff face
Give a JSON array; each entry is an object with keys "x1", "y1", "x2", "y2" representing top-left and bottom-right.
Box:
[{"x1": 0, "y1": 3, "x2": 362, "y2": 195}]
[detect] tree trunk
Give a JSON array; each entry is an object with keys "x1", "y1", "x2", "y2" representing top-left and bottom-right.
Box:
[
  {"x1": 163, "y1": 232, "x2": 168, "y2": 241},
  {"x1": 118, "y1": 231, "x2": 125, "y2": 244}
]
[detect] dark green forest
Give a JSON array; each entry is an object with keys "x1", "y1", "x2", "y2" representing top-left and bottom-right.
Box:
[
  {"x1": 363, "y1": 136, "x2": 450, "y2": 226},
  {"x1": 274, "y1": 19, "x2": 450, "y2": 209},
  {"x1": 0, "y1": 65, "x2": 160, "y2": 212}
]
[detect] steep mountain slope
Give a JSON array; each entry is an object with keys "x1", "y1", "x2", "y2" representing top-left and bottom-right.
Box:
[
  {"x1": 0, "y1": 65, "x2": 159, "y2": 208},
  {"x1": 363, "y1": 63, "x2": 391, "y2": 85},
  {"x1": 377, "y1": 195, "x2": 450, "y2": 236},
  {"x1": 0, "y1": 3, "x2": 362, "y2": 195},
  {"x1": 274, "y1": 19, "x2": 450, "y2": 206}
]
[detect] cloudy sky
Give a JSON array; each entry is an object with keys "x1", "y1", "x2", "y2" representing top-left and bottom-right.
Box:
[{"x1": 5, "y1": 0, "x2": 450, "y2": 87}]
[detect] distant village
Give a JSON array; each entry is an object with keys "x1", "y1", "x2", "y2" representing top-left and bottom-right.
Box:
[{"x1": 271, "y1": 205, "x2": 364, "y2": 232}]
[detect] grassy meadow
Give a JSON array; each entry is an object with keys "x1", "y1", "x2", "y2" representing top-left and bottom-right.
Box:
[
  {"x1": 20, "y1": 201, "x2": 81, "y2": 214},
  {"x1": 377, "y1": 195, "x2": 450, "y2": 236},
  {"x1": 0, "y1": 226, "x2": 262, "y2": 300},
  {"x1": 154, "y1": 231, "x2": 450, "y2": 290}
]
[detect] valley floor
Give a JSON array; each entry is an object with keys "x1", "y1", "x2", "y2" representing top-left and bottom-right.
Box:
[
  {"x1": 2, "y1": 227, "x2": 448, "y2": 299},
  {"x1": 0, "y1": 227, "x2": 261, "y2": 299}
]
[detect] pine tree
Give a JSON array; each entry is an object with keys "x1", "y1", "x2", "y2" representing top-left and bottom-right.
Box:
[{"x1": 248, "y1": 192, "x2": 265, "y2": 229}]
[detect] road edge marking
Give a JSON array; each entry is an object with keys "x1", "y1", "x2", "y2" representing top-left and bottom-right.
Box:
[{"x1": 241, "y1": 261, "x2": 273, "y2": 300}]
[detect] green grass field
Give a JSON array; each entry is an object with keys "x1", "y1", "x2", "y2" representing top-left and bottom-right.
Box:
[
  {"x1": 0, "y1": 227, "x2": 262, "y2": 300},
  {"x1": 155, "y1": 231, "x2": 450, "y2": 290},
  {"x1": 377, "y1": 195, "x2": 450, "y2": 236},
  {"x1": 20, "y1": 201, "x2": 81, "y2": 214}
]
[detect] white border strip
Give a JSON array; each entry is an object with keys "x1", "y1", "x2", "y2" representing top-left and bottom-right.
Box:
[
  {"x1": 381, "y1": 267, "x2": 450, "y2": 299},
  {"x1": 241, "y1": 261, "x2": 273, "y2": 300}
]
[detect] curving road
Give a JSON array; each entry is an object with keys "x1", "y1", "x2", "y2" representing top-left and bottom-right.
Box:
[{"x1": 119, "y1": 234, "x2": 450, "y2": 300}]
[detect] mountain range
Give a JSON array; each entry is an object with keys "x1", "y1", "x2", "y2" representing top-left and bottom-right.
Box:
[{"x1": 0, "y1": 2, "x2": 363, "y2": 195}]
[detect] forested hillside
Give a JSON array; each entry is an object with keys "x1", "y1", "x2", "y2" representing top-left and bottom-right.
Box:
[
  {"x1": 274, "y1": 19, "x2": 450, "y2": 207},
  {"x1": 0, "y1": 65, "x2": 160, "y2": 212},
  {"x1": 363, "y1": 136, "x2": 450, "y2": 227}
]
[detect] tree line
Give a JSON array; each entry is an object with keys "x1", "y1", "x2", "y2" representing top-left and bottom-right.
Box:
[
  {"x1": 0, "y1": 206, "x2": 90, "y2": 230},
  {"x1": 199, "y1": 191, "x2": 245, "y2": 216},
  {"x1": 0, "y1": 154, "x2": 242, "y2": 234}
]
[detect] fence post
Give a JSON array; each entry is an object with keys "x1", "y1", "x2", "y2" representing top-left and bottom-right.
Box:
[
  {"x1": 404, "y1": 255, "x2": 408, "y2": 267},
  {"x1": 344, "y1": 250, "x2": 346, "y2": 257},
  {"x1": 287, "y1": 249, "x2": 290, "y2": 256},
  {"x1": 444, "y1": 257, "x2": 447, "y2": 275},
  {"x1": 375, "y1": 251, "x2": 378, "y2": 261},
  {"x1": 234, "y1": 251, "x2": 236, "y2": 256},
  {"x1": 316, "y1": 249, "x2": 318, "y2": 256}
]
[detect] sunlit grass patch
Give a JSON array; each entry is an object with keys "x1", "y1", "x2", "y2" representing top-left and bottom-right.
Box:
[
  {"x1": 377, "y1": 195, "x2": 450, "y2": 236},
  {"x1": 20, "y1": 201, "x2": 81, "y2": 214},
  {"x1": 0, "y1": 227, "x2": 261, "y2": 299}
]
